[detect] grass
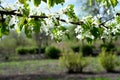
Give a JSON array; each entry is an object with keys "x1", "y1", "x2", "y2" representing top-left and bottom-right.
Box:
[
  {"x1": 37, "y1": 77, "x2": 120, "y2": 80},
  {"x1": 87, "y1": 77, "x2": 120, "y2": 80},
  {"x1": 84, "y1": 57, "x2": 104, "y2": 73},
  {"x1": 0, "y1": 57, "x2": 120, "y2": 80},
  {"x1": 0, "y1": 57, "x2": 119, "y2": 74},
  {"x1": 0, "y1": 59, "x2": 64, "y2": 75}
]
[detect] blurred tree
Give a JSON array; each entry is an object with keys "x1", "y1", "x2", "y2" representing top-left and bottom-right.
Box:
[
  {"x1": 33, "y1": 32, "x2": 50, "y2": 54},
  {"x1": 0, "y1": 30, "x2": 37, "y2": 58}
]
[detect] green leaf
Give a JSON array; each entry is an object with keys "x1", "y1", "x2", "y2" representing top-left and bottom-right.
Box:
[
  {"x1": 18, "y1": 17, "x2": 26, "y2": 30},
  {"x1": 56, "y1": 0, "x2": 64, "y2": 4},
  {"x1": 33, "y1": 0, "x2": 41, "y2": 7},
  {"x1": 18, "y1": 0, "x2": 26, "y2": 4},
  {"x1": 1, "y1": 23, "x2": 9, "y2": 35},
  {"x1": 24, "y1": 25, "x2": 32, "y2": 38},
  {"x1": 52, "y1": 18, "x2": 59, "y2": 26},
  {"x1": 42, "y1": 0, "x2": 47, "y2": 2},
  {"x1": 110, "y1": 0, "x2": 118, "y2": 7},
  {"x1": 116, "y1": 16, "x2": 120, "y2": 24},
  {"x1": 86, "y1": 37, "x2": 92, "y2": 43},
  {"x1": 22, "y1": 9, "x2": 29, "y2": 16},
  {"x1": 59, "y1": 26, "x2": 66, "y2": 31},
  {"x1": 52, "y1": 28, "x2": 62, "y2": 42},
  {"x1": 10, "y1": 24, "x2": 15, "y2": 29},
  {"x1": 33, "y1": 20, "x2": 41, "y2": 33},
  {"x1": 89, "y1": 0, "x2": 92, "y2": 6},
  {"x1": 96, "y1": 0, "x2": 118, "y2": 8},
  {"x1": 0, "y1": 28, "x2": 2, "y2": 38},
  {"x1": 2, "y1": 27, "x2": 9, "y2": 35},
  {"x1": 63, "y1": 4, "x2": 78, "y2": 22},
  {"x1": 28, "y1": 18, "x2": 41, "y2": 33},
  {"x1": 47, "y1": 0, "x2": 54, "y2": 8},
  {"x1": 43, "y1": 0, "x2": 64, "y2": 6},
  {"x1": 106, "y1": 0, "x2": 110, "y2": 8},
  {"x1": 90, "y1": 27, "x2": 100, "y2": 39}
]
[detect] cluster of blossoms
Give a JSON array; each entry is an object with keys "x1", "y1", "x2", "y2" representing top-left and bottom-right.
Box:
[
  {"x1": 41, "y1": 15, "x2": 67, "y2": 41},
  {"x1": 2, "y1": 1, "x2": 120, "y2": 42},
  {"x1": 75, "y1": 15, "x2": 120, "y2": 41},
  {"x1": 75, "y1": 25, "x2": 95, "y2": 40}
]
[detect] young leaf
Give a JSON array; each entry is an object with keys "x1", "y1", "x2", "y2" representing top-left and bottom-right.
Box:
[
  {"x1": 18, "y1": 17, "x2": 26, "y2": 30},
  {"x1": 42, "y1": 0, "x2": 47, "y2": 2},
  {"x1": 24, "y1": 25, "x2": 32, "y2": 38},
  {"x1": 33, "y1": 0, "x2": 41, "y2": 7},
  {"x1": 116, "y1": 16, "x2": 120, "y2": 24},
  {"x1": 56, "y1": 0, "x2": 64, "y2": 4},
  {"x1": 18, "y1": 0, "x2": 26, "y2": 4},
  {"x1": 90, "y1": 27, "x2": 100, "y2": 39},
  {"x1": 110, "y1": 0, "x2": 118, "y2": 7},
  {"x1": 22, "y1": 9, "x2": 29, "y2": 16},
  {"x1": 47, "y1": 0, "x2": 54, "y2": 8},
  {"x1": 0, "y1": 28, "x2": 2, "y2": 38},
  {"x1": 89, "y1": 0, "x2": 92, "y2": 6},
  {"x1": 33, "y1": 20, "x2": 41, "y2": 33}
]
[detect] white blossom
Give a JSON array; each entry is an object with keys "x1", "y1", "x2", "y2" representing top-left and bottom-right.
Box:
[
  {"x1": 76, "y1": 34, "x2": 83, "y2": 40},
  {"x1": 112, "y1": 28, "x2": 118, "y2": 35},
  {"x1": 75, "y1": 25, "x2": 82, "y2": 33}
]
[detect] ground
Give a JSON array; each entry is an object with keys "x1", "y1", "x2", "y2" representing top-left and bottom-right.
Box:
[
  {"x1": 1, "y1": 72, "x2": 120, "y2": 80},
  {"x1": 0, "y1": 59, "x2": 120, "y2": 80}
]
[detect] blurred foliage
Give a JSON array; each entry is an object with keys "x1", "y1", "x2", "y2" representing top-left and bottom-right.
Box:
[
  {"x1": 81, "y1": 0, "x2": 99, "y2": 16},
  {"x1": 41, "y1": 46, "x2": 46, "y2": 53},
  {"x1": 64, "y1": 26, "x2": 77, "y2": 41},
  {"x1": 71, "y1": 45, "x2": 80, "y2": 53},
  {"x1": 98, "y1": 48, "x2": 119, "y2": 72},
  {"x1": 100, "y1": 42, "x2": 116, "y2": 52},
  {"x1": 82, "y1": 44, "x2": 94, "y2": 57},
  {"x1": 16, "y1": 46, "x2": 38, "y2": 55},
  {"x1": 45, "y1": 46, "x2": 61, "y2": 59},
  {"x1": 59, "y1": 52, "x2": 89, "y2": 73},
  {"x1": 0, "y1": 30, "x2": 37, "y2": 57}
]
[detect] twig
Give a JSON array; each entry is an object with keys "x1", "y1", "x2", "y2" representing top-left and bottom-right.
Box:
[
  {"x1": 0, "y1": 5, "x2": 5, "y2": 10},
  {"x1": 99, "y1": 16, "x2": 115, "y2": 27}
]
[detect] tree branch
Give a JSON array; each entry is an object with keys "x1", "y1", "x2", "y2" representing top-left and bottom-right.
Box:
[
  {"x1": 98, "y1": 16, "x2": 115, "y2": 28},
  {"x1": 0, "y1": 10, "x2": 83, "y2": 25},
  {"x1": 0, "y1": 10, "x2": 115, "y2": 26},
  {"x1": 0, "y1": 5, "x2": 6, "y2": 10},
  {"x1": 99, "y1": 16, "x2": 114, "y2": 26}
]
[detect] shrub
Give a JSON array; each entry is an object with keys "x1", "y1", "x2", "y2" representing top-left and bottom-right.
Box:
[
  {"x1": 71, "y1": 45, "x2": 80, "y2": 53},
  {"x1": 59, "y1": 52, "x2": 89, "y2": 73},
  {"x1": 117, "y1": 46, "x2": 120, "y2": 55},
  {"x1": 82, "y1": 45, "x2": 94, "y2": 56},
  {"x1": 16, "y1": 47, "x2": 38, "y2": 55},
  {"x1": 16, "y1": 47, "x2": 28, "y2": 55},
  {"x1": 98, "y1": 49, "x2": 119, "y2": 72},
  {"x1": 31, "y1": 46, "x2": 46, "y2": 54},
  {"x1": 5, "y1": 56, "x2": 9, "y2": 61},
  {"x1": 45, "y1": 46, "x2": 61, "y2": 59},
  {"x1": 41, "y1": 46, "x2": 46, "y2": 53},
  {"x1": 100, "y1": 43, "x2": 115, "y2": 52},
  {"x1": 28, "y1": 47, "x2": 37, "y2": 54}
]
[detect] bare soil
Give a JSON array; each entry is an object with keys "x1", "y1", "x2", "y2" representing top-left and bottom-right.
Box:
[{"x1": 0, "y1": 72, "x2": 120, "y2": 80}]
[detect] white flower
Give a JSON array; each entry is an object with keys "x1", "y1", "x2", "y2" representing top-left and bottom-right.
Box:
[
  {"x1": 75, "y1": 25, "x2": 83, "y2": 33},
  {"x1": 107, "y1": 9, "x2": 110, "y2": 15},
  {"x1": 76, "y1": 34, "x2": 83, "y2": 40},
  {"x1": 91, "y1": 35, "x2": 95, "y2": 40},
  {"x1": 57, "y1": 30, "x2": 63, "y2": 36},
  {"x1": 112, "y1": 28, "x2": 118, "y2": 35},
  {"x1": 96, "y1": 14, "x2": 102, "y2": 18}
]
